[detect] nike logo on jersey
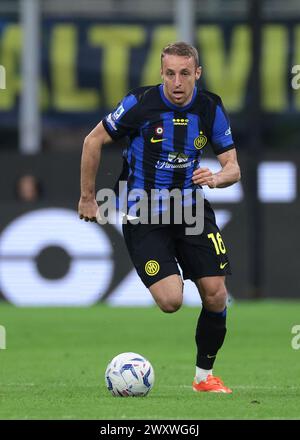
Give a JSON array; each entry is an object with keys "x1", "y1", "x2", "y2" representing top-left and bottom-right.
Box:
[
  {"x1": 220, "y1": 262, "x2": 228, "y2": 269},
  {"x1": 150, "y1": 137, "x2": 167, "y2": 143}
]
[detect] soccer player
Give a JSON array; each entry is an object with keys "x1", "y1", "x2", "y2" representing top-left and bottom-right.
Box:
[{"x1": 78, "y1": 42, "x2": 241, "y2": 393}]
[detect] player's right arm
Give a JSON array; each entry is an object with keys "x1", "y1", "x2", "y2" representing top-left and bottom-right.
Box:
[
  {"x1": 78, "y1": 121, "x2": 113, "y2": 222},
  {"x1": 79, "y1": 90, "x2": 142, "y2": 221}
]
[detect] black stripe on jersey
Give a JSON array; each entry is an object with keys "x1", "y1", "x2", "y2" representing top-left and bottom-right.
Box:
[
  {"x1": 142, "y1": 115, "x2": 165, "y2": 190},
  {"x1": 142, "y1": 141, "x2": 157, "y2": 191},
  {"x1": 171, "y1": 111, "x2": 189, "y2": 189},
  {"x1": 128, "y1": 152, "x2": 136, "y2": 190}
]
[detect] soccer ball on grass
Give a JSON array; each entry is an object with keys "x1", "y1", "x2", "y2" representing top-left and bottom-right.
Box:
[{"x1": 105, "y1": 352, "x2": 154, "y2": 397}]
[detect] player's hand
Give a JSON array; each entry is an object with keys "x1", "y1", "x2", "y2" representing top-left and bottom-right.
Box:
[
  {"x1": 78, "y1": 197, "x2": 98, "y2": 222},
  {"x1": 192, "y1": 167, "x2": 219, "y2": 189}
]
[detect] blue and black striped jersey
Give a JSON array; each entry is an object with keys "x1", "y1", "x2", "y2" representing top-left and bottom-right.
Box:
[
  {"x1": 102, "y1": 84, "x2": 235, "y2": 211},
  {"x1": 103, "y1": 84, "x2": 234, "y2": 190}
]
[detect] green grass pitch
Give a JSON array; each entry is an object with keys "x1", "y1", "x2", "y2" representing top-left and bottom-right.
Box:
[{"x1": 0, "y1": 301, "x2": 300, "y2": 420}]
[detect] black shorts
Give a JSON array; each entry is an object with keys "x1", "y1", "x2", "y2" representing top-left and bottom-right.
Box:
[{"x1": 122, "y1": 199, "x2": 232, "y2": 288}]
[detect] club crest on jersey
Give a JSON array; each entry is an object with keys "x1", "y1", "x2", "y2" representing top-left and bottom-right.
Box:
[
  {"x1": 194, "y1": 131, "x2": 207, "y2": 149},
  {"x1": 155, "y1": 126, "x2": 164, "y2": 135}
]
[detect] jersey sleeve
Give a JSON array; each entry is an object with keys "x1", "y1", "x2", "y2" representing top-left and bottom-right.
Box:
[
  {"x1": 210, "y1": 104, "x2": 235, "y2": 155},
  {"x1": 102, "y1": 93, "x2": 140, "y2": 140}
]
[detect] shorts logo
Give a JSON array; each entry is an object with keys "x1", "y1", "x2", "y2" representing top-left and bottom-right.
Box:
[
  {"x1": 145, "y1": 260, "x2": 160, "y2": 276},
  {"x1": 194, "y1": 131, "x2": 207, "y2": 149}
]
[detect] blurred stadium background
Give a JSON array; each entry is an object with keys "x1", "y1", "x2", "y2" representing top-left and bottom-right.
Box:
[
  {"x1": 1, "y1": 0, "x2": 300, "y2": 421},
  {"x1": 0, "y1": 0, "x2": 299, "y2": 306}
]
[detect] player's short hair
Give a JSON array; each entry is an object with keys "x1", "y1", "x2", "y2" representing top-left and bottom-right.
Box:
[{"x1": 161, "y1": 42, "x2": 199, "y2": 68}]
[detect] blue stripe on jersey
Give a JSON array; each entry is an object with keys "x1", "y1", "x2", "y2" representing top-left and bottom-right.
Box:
[
  {"x1": 114, "y1": 94, "x2": 138, "y2": 120},
  {"x1": 129, "y1": 135, "x2": 145, "y2": 190},
  {"x1": 127, "y1": 147, "x2": 133, "y2": 181},
  {"x1": 105, "y1": 94, "x2": 138, "y2": 134},
  {"x1": 211, "y1": 105, "x2": 234, "y2": 150},
  {"x1": 183, "y1": 113, "x2": 200, "y2": 189},
  {"x1": 127, "y1": 133, "x2": 146, "y2": 213}
]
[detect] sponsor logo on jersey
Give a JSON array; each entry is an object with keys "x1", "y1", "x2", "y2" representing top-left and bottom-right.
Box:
[
  {"x1": 145, "y1": 260, "x2": 160, "y2": 276},
  {"x1": 168, "y1": 152, "x2": 189, "y2": 163},
  {"x1": 113, "y1": 104, "x2": 125, "y2": 120},
  {"x1": 155, "y1": 152, "x2": 195, "y2": 169},
  {"x1": 150, "y1": 127, "x2": 166, "y2": 142},
  {"x1": 106, "y1": 113, "x2": 117, "y2": 130},
  {"x1": 155, "y1": 160, "x2": 196, "y2": 169},
  {"x1": 225, "y1": 127, "x2": 232, "y2": 136},
  {"x1": 194, "y1": 131, "x2": 207, "y2": 149},
  {"x1": 150, "y1": 137, "x2": 167, "y2": 143}
]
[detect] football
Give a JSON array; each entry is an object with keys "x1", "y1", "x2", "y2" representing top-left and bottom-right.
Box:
[{"x1": 105, "y1": 352, "x2": 155, "y2": 397}]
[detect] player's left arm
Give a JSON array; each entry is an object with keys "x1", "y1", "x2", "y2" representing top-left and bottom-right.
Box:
[
  {"x1": 192, "y1": 99, "x2": 241, "y2": 189},
  {"x1": 192, "y1": 148, "x2": 241, "y2": 188}
]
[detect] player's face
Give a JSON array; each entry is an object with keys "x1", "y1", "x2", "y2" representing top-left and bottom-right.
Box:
[{"x1": 161, "y1": 54, "x2": 201, "y2": 106}]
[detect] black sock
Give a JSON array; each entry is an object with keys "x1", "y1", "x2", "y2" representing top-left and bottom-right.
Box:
[{"x1": 195, "y1": 307, "x2": 227, "y2": 370}]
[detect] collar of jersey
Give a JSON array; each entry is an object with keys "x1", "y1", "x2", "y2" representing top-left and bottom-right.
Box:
[{"x1": 159, "y1": 84, "x2": 197, "y2": 111}]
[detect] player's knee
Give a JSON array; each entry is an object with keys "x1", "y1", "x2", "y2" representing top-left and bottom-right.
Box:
[
  {"x1": 203, "y1": 285, "x2": 227, "y2": 310},
  {"x1": 150, "y1": 277, "x2": 183, "y2": 313},
  {"x1": 158, "y1": 297, "x2": 182, "y2": 313}
]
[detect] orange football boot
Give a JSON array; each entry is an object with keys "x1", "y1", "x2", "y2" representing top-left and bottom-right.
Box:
[{"x1": 192, "y1": 375, "x2": 232, "y2": 393}]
